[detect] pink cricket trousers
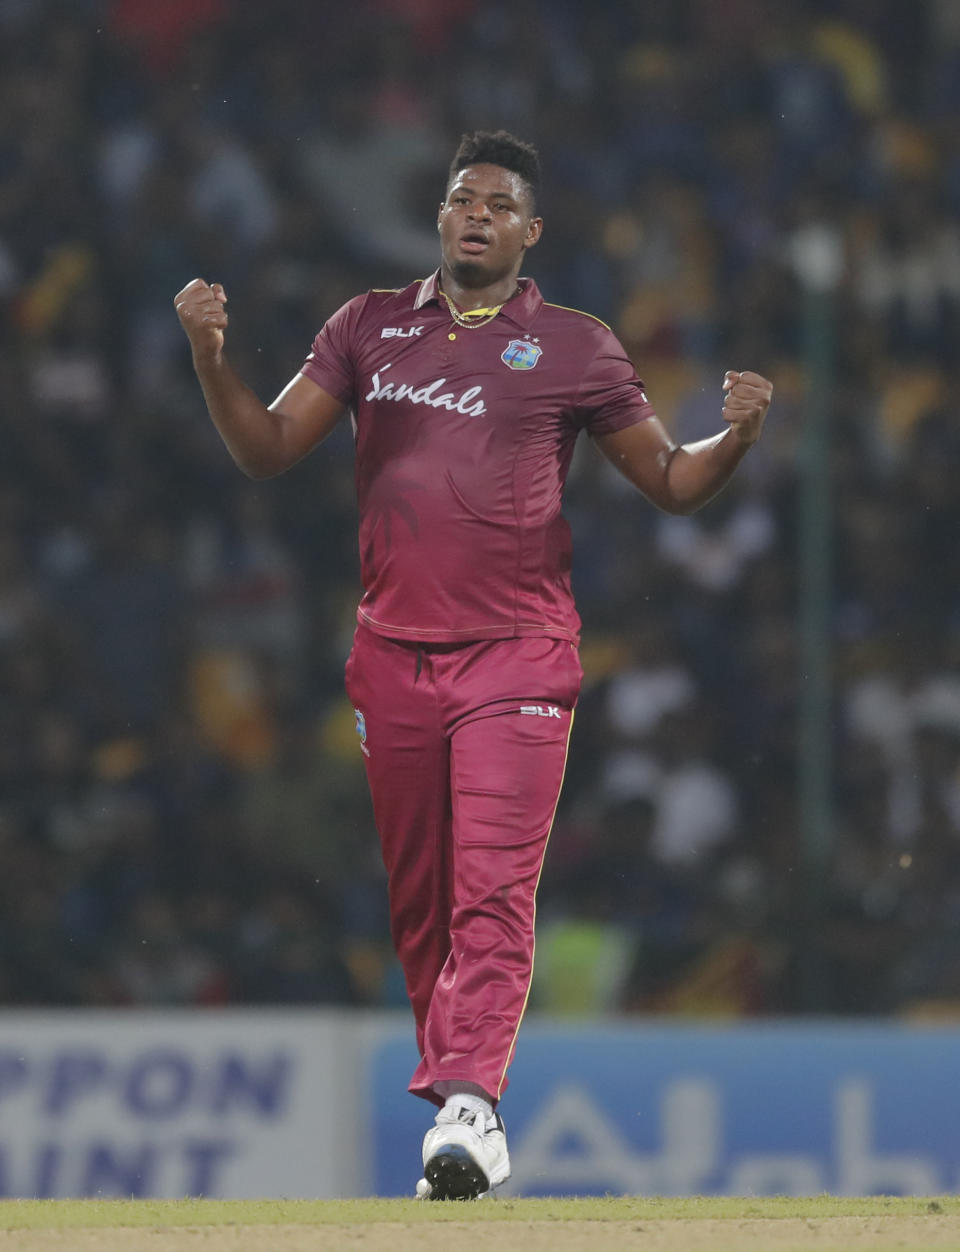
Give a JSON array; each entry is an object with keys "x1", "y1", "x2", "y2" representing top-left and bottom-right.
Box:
[{"x1": 345, "y1": 624, "x2": 581, "y2": 1106}]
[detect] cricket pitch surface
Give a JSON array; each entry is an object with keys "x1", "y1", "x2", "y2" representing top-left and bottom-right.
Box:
[{"x1": 1, "y1": 1196, "x2": 959, "y2": 1251}]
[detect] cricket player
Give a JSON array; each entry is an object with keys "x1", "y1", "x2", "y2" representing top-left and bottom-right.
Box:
[{"x1": 175, "y1": 129, "x2": 772, "y2": 1200}]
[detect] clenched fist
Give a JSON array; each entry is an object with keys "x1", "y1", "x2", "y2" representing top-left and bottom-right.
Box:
[
  {"x1": 721, "y1": 370, "x2": 773, "y2": 447},
  {"x1": 174, "y1": 278, "x2": 228, "y2": 359}
]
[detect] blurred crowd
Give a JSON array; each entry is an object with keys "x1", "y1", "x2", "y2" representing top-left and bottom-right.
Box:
[{"x1": 1, "y1": 0, "x2": 959, "y2": 1017}]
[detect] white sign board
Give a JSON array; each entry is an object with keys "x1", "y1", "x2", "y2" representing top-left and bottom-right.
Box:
[{"x1": 0, "y1": 1010, "x2": 359, "y2": 1198}]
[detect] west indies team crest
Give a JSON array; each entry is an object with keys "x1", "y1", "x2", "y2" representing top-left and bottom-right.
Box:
[
  {"x1": 501, "y1": 336, "x2": 542, "y2": 370},
  {"x1": 354, "y1": 707, "x2": 370, "y2": 757}
]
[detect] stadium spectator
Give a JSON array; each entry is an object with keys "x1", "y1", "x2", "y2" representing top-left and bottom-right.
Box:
[{"x1": 0, "y1": 0, "x2": 958, "y2": 1027}]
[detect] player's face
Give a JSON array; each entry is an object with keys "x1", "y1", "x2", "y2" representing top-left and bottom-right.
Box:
[{"x1": 438, "y1": 165, "x2": 542, "y2": 288}]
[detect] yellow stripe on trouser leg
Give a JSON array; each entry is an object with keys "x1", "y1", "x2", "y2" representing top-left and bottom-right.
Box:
[{"x1": 496, "y1": 707, "x2": 575, "y2": 1099}]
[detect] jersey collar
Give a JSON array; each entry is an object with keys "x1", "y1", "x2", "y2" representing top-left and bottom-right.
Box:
[{"x1": 414, "y1": 270, "x2": 543, "y2": 331}]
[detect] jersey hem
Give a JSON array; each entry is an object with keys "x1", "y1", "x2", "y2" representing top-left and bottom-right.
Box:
[
  {"x1": 357, "y1": 608, "x2": 579, "y2": 646},
  {"x1": 586, "y1": 403, "x2": 657, "y2": 437},
  {"x1": 299, "y1": 361, "x2": 353, "y2": 402}
]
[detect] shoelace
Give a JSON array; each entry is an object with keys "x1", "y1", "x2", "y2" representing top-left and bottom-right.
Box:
[{"x1": 437, "y1": 1103, "x2": 485, "y2": 1130}]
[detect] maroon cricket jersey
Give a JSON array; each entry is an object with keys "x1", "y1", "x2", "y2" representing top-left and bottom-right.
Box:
[{"x1": 301, "y1": 272, "x2": 655, "y2": 644}]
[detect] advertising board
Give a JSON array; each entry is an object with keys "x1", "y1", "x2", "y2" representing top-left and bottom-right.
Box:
[
  {"x1": 369, "y1": 1022, "x2": 960, "y2": 1197},
  {"x1": 0, "y1": 1011, "x2": 354, "y2": 1198}
]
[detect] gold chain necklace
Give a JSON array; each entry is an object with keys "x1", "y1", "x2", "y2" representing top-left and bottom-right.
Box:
[{"x1": 439, "y1": 288, "x2": 516, "y2": 329}]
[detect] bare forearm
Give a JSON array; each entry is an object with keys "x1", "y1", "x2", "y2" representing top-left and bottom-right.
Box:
[
  {"x1": 176, "y1": 276, "x2": 297, "y2": 478},
  {"x1": 176, "y1": 278, "x2": 347, "y2": 477},
  {"x1": 193, "y1": 351, "x2": 289, "y2": 479},
  {"x1": 595, "y1": 369, "x2": 771, "y2": 515},
  {"x1": 662, "y1": 428, "x2": 751, "y2": 514}
]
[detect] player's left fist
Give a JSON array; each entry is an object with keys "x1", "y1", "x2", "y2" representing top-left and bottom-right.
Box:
[{"x1": 721, "y1": 370, "x2": 773, "y2": 447}]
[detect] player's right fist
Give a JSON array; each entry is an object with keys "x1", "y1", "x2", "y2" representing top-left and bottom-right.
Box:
[{"x1": 174, "y1": 278, "x2": 228, "y2": 358}]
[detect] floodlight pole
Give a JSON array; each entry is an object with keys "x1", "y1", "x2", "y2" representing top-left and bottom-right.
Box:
[{"x1": 791, "y1": 223, "x2": 842, "y2": 1009}]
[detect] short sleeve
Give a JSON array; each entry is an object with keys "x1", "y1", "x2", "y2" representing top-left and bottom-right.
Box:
[
  {"x1": 574, "y1": 325, "x2": 656, "y2": 436},
  {"x1": 300, "y1": 294, "x2": 368, "y2": 404}
]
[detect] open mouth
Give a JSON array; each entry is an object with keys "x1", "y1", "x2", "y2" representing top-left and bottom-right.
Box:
[{"x1": 458, "y1": 232, "x2": 489, "y2": 254}]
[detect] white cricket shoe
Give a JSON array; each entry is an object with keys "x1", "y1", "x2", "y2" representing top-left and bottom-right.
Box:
[{"x1": 417, "y1": 1105, "x2": 510, "y2": 1201}]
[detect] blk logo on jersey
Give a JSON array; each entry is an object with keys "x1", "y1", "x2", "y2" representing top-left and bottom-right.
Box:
[
  {"x1": 381, "y1": 326, "x2": 424, "y2": 339},
  {"x1": 520, "y1": 704, "x2": 562, "y2": 718},
  {"x1": 501, "y1": 338, "x2": 542, "y2": 370}
]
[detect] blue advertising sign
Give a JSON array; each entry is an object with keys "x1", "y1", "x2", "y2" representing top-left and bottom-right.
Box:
[{"x1": 369, "y1": 1022, "x2": 960, "y2": 1197}]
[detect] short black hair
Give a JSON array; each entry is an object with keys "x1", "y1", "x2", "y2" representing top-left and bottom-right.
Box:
[{"x1": 447, "y1": 130, "x2": 541, "y2": 212}]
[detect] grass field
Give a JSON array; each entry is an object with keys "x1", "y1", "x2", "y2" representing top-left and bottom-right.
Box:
[{"x1": 1, "y1": 1196, "x2": 959, "y2": 1252}]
